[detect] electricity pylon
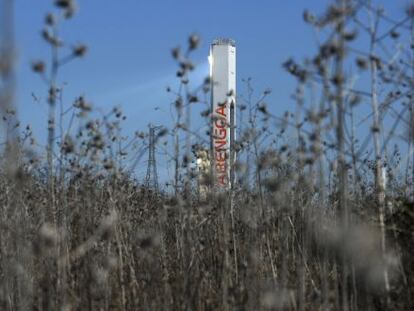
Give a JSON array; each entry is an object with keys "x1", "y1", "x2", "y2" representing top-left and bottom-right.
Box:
[{"x1": 144, "y1": 124, "x2": 161, "y2": 191}]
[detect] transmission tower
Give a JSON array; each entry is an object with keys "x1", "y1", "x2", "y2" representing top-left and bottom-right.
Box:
[{"x1": 145, "y1": 124, "x2": 160, "y2": 191}]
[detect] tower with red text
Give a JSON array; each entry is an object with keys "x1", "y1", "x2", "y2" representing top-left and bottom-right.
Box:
[{"x1": 209, "y1": 39, "x2": 236, "y2": 189}]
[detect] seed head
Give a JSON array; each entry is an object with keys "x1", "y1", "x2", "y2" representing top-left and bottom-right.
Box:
[
  {"x1": 356, "y1": 57, "x2": 368, "y2": 70},
  {"x1": 331, "y1": 73, "x2": 345, "y2": 85},
  {"x1": 188, "y1": 95, "x2": 198, "y2": 103},
  {"x1": 73, "y1": 44, "x2": 87, "y2": 57},
  {"x1": 188, "y1": 34, "x2": 200, "y2": 50},
  {"x1": 32, "y1": 61, "x2": 45, "y2": 73},
  {"x1": 103, "y1": 159, "x2": 113, "y2": 170},
  {"x1": 343, "y1": 30, "x2": 358, "y2": 41},
  {"x1": 175, "y1": 98, "x2": 183, "y2": 110},
  {"x1": 156, "y1": 128, "x2": 168, "y2": 139},
  {"x1": 303, "y1": 10, "x2": 315, "y2": 24},
  {"x1": 171, "y1": 47, "x2": 180, "y2": 60},
  {"x1": 61, "y1": 135, "x2": 75, "y2": 154},
  {"x1": 45, "y1": 13, "x2": 56, "y2": 26},
  {"x1": 200, "y1": 109, "x2": 210, "y2": 117},
  {"x1": 406, "y1": 4, "x2": 414, "y2": 17},
  {"x1": 55, "y1": 0, "x2": 71, "y2": 8},
  {"x1": 257, "y1": 103, "x2": 268, "y2": 114},
  {"x1": 390, "y1": 30, "x2": 400, "y2": 39},
  {"x1": 55, "y1": 0, "x2": 77, "y2": 18},
  {"x1": 39, "y1": 223, "x2": 58, "y2": 248},
  {"x1": 42, "y1": 29, "x2": 62, "y2": 47}
]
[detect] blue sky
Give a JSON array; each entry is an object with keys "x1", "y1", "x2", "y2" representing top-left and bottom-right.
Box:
[
  {"x1": 13, "y1": 0, "x2": 410, "y2": 182},
  {"x1": 16, "y1": 1, "x2": 330, "y2": 126}
]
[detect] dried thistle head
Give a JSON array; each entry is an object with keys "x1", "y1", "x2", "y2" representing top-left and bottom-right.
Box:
[
  {"x1": 31, "y1": 61, "x2": 45, "y2": 73},
  {"x1": 73, "y1": 44, "x2": 88, "y2": 57},
  {"x1": 42, "y1": 28, "x2": 63, "y2": 47},
  {"x1": 55, "y1": 0, "x2": 77, "y2": 18},
  {"x1": 171, "y1": 46, "x2": 180, "y2": 60},
  {"x1": 45, "y1": 13, "x2": 56, "y2": 26},
  {"x1": 343, "y1": 29, "x2": 358, "y2": 41},
  {"x1": 188, "y1": 94, "x2": 198, "y2": 103},
  {"x1": 356, "y1": 57, "x2": 368, "y2": 70},
  {"x1": 303, "y1": 9, "x2": 316, "y2": 24},
  {"x1": 100, "y1": 210, "x2": 118, "y2": 240},
  {"x1": 39, "y1": 223, "x2": 59, "y2": 249},
  {"x1": 156, "y1": 128, "x2": 168, "y2": 139},
  {"x1": 73, "y1": 96, "x2": 92, "y2": 112},
  {"x1": 257, "y1": 102, "x2": 268, "y2": 115},
  {"x1": 61, "y1": 135, "x2": 75, "y2": 154},
  {"x1": 406, "y1": 3, "x2": 414, "y2": 18},
  {"x1": 188, "y1": 34, "x2": 200, "y2": 50}
]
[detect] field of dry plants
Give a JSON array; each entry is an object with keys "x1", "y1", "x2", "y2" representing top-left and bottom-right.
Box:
[{"x1": 1, "y1": 0, "x2": 414, "y2": 310}]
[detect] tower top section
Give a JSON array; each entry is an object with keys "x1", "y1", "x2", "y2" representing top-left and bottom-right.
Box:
[{"x1": 212, "y1": 38, "x2": 236, "y2": 47}]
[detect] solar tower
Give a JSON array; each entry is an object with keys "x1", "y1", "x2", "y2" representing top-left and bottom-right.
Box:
[{"x1": 209, "y1": 38, "x2": 236, "y2": 189}]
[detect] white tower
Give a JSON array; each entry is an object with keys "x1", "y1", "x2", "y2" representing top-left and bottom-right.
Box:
[{"x1": 210, "y1": 38, "x2": 236, "y2": 189}]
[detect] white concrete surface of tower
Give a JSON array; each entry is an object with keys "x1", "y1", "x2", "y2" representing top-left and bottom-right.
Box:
[{"x1": 210, "y1": 38, "x2": 236, "y2": 189}]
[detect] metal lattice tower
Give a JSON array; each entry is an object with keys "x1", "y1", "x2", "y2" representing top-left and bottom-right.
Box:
[{"x1": 145, "y1": 124, "x2": 159, "y2": 191}]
